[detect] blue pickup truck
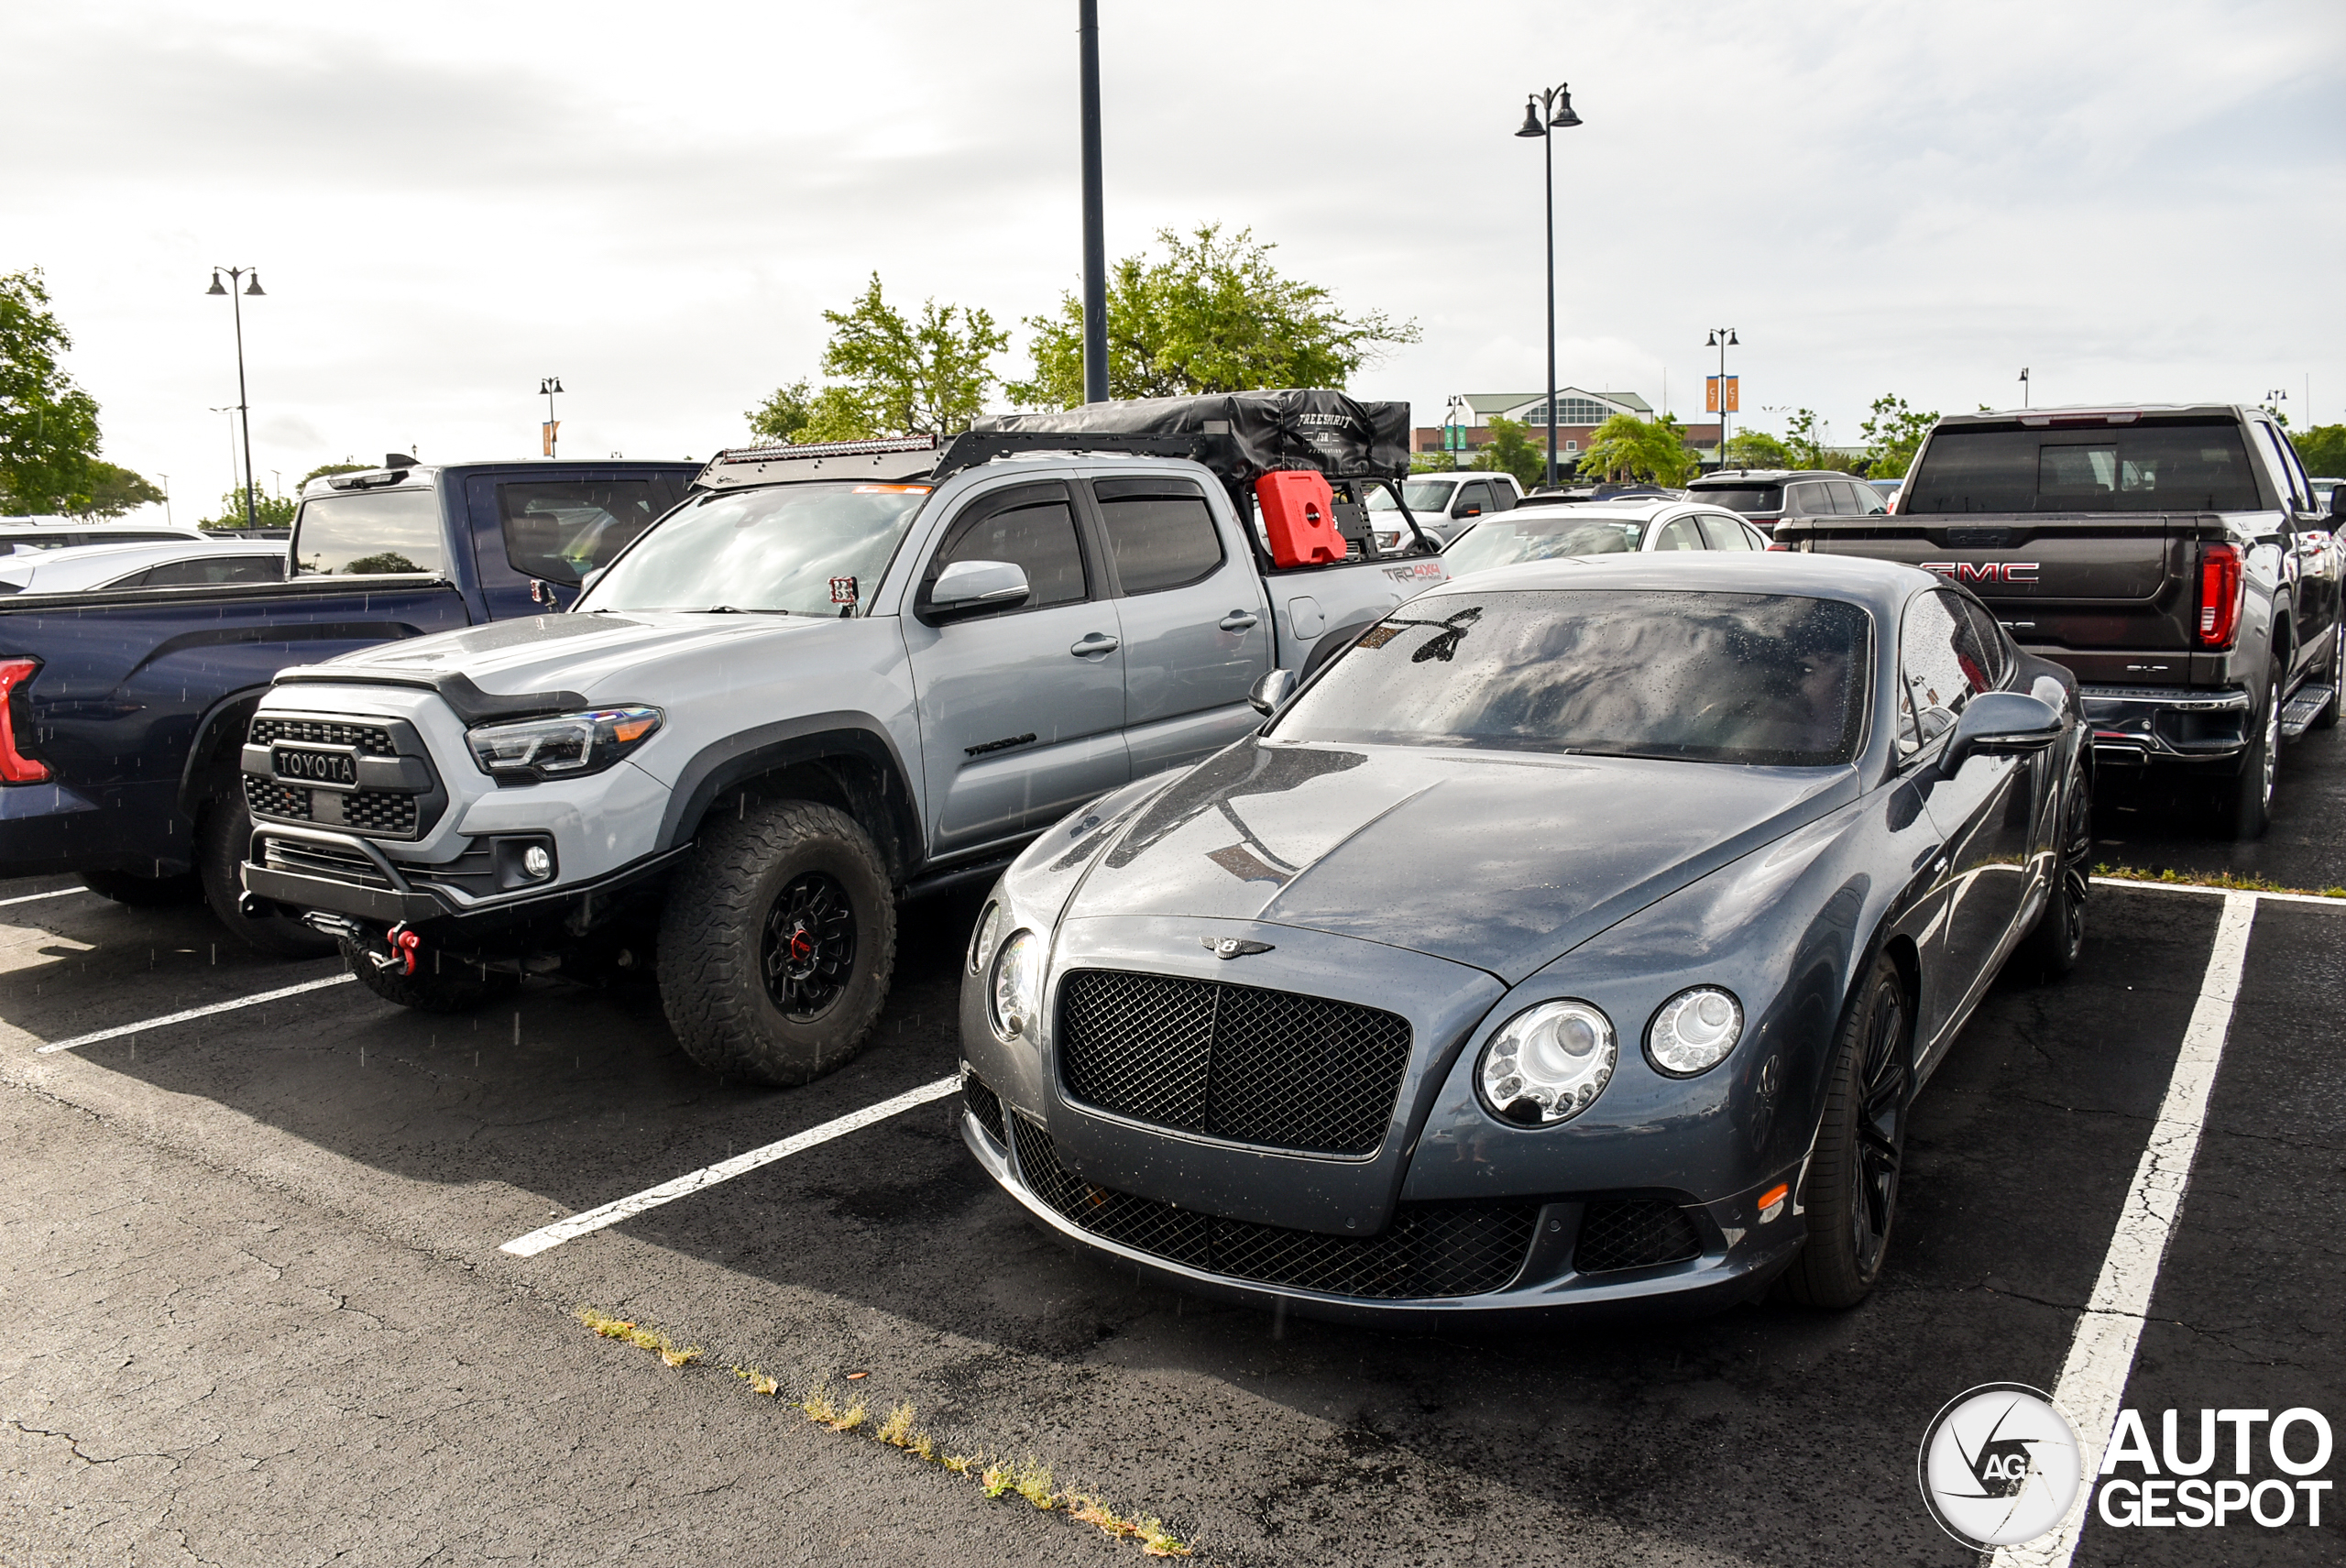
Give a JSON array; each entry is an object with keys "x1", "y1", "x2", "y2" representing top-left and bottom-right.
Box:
[{"x1": 0, "y1": 456, "x2": 696, "y2": 952}]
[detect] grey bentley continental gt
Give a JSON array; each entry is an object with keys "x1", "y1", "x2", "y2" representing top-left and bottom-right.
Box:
[{"x1": 957, "y1": 554, "x2": 2089, "y2": 1323}]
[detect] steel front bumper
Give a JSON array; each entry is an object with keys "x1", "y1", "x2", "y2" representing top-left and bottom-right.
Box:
[
  {"x1": 2077, "y1": 684, "x2": 2253, "y2": 766},
  {"x1": 241, "y1": 823, "x2": 686, "y2": 935}
]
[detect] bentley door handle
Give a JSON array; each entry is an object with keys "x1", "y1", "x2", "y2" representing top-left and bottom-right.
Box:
[
  {"x1": 1219, "y1": 611, "x2": 1260, "y2": 631},
  {"x1": 1069, "y1": 633, "x2": 1121, "y2": 656}
]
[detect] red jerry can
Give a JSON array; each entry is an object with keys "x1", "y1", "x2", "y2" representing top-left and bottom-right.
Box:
[{"x1": 1256, "y1": 470, "x2": 1344, "y2": 568}]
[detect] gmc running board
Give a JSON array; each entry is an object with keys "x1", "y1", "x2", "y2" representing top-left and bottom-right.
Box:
[{"x1": 2281, "y1": 684, "x2": 2337, "y2": 740}]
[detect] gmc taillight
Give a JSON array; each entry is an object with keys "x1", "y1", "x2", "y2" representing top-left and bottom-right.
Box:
[
  {"x1": 0, "y1": 658, "x2": 49, "y2": 783},
  {"x1": 2198, "y1": 543, "x2": 2244, "y2": 649}
]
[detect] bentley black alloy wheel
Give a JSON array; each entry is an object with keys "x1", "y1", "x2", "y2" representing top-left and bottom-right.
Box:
[{"x1": 1785, "y1": 950, "x2": 1912, "y2": 1308}]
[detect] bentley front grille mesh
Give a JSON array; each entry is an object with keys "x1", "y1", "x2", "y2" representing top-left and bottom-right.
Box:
[
  {"x1": 1057, "y1": 970, "x2": 1411, "y2": 1157},
  {"x1": 1574, "y1": 1198, "x2": 1705, "y2": 1274},
  {"x1": 962, "y1": 1072, "x2": 1008, "y2": 1146},
  {"x1": 1009, "y1": 1116, "x2": 1534, "y2": 1299}
]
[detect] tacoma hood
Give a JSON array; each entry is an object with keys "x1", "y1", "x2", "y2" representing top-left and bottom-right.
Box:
[
  {"x1": 301, "y1": 610, "x2": 841, "y2": 701},
  {"x1": 1062, "y1": 738, "x2": 1858, "y2": 983}
]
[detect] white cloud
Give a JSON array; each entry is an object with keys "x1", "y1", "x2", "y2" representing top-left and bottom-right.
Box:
[{"x1": 3, "y1": 0, "x2": 2340, "y2": 515}]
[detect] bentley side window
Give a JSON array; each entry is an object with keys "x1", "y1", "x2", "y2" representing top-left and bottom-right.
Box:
[{"x1": 1899, "y1": 590, "x2": 1990, "y2": 749}]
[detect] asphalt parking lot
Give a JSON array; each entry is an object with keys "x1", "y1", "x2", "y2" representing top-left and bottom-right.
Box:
[{"x1": 4, "y1": 745, "x2": 2341, "y2": 1565}]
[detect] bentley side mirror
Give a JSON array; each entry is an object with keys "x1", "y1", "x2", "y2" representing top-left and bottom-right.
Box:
[
  {"x1": 926, "y1": 558, "x2": 1030, "y2": 620},
  {"x1": 1248, "y1": 667, "x2": 1296, "y2": 717},
  {"x1": 1943, "y1": 691, "x2": 2063, "y2": 772}
]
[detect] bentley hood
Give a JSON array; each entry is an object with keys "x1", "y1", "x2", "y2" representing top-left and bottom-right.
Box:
[{"x1": 1061, "y1": 738, "x2": 1859, "y2": 983}]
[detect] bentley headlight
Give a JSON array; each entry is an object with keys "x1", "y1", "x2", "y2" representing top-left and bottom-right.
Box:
[
  {"x1": 967, "y1": 899, "x2": 1003, "y2": 976},
  {"x1": 1477, "y1": 1000, "x2": 1616, "y2": 1125},
  {"x1": 466, "y1": 706, "x2": 662, "y2": 783},
  {"x1": 989, "y1": 929, "x2": 1041, "y2": 1039},
  {"x1": 1647, "y1": 986, "x2": 1744, "y2": 1077}
]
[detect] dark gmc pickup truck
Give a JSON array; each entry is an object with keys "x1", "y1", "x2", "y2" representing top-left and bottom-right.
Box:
[
  {"x1": 0, "y1": 457, "x2": 696, "y2": 950},
  {"x1": 1775, "y1": 404, "x2": 2340, "y2": 837}
]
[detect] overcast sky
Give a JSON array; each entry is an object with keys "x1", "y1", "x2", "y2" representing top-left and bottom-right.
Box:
[{"x1": 5, "y1": 0, "x2": 2341, "y2": 517}]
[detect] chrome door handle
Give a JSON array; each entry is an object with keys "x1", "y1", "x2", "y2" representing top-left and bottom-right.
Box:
[
  {"x1": 1219, "y1": 611, "x2": 1260, "y2": 631},
  {"x1": 1069, "y1": 633, "x2": 1120, "y2": 656}
]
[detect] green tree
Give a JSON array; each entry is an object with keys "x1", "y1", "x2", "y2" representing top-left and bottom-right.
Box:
[
  {"x1": 819, "y1": 274, "x2": 1005, "y2": 437},
  {"x1": 1858, "y1": 394, "x2": 1938, "y2": 480},
  {"x1": 1409, "y1": 451, "x2": 1462, "y2": 475},
  {"x1": 1471, "y1": 416, "x2": 1549, "y2": 490},
  {"x1": 299, "y1": 461, "x2": 369, "y2": 488},
  {"x1": 74, "y1": 461, "x2": 164, "y2": 518},
  {"x1": 2291, "y1": 424, "x2": 2346, "y2": 478},
  {"x1": 0, "y1": 269, "x2": 104, "y2": 513},
  {"x1": 745, "y1": 378, "x2": 886, "y2": 445},
  {"x1": 198, "y1": 488, "x2": 296, "y2": 531},
  {"x1": 1779, "y1": 408, "x2": 1858, "y2": 472},
  {"x1": 1721, "y1": 429, "x2": 1792, "y2": 469},
  {"x1": 745, "y1": 277, "x2": 1006, "y2": 444},
  {"x1": 1579, "y1": 413, "x2": 1702, "y2": 487},
  {"x1": 1008, "y1": 224, "x2": 1420, "y2": 409}
]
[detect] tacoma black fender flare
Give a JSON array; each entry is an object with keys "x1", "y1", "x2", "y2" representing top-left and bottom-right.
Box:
[{"x1": 654, "y1": 713, "x2": 922, "y2": 880}]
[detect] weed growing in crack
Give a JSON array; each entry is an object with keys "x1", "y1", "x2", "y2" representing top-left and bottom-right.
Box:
[{"x1": 575, "y1": 1308, "x2": 700, "y2": 1368}]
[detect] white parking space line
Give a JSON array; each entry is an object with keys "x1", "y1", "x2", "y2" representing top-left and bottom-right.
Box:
[
  {"x1": 1993, "y1": 891, "x2": 2260, "y2": 1568},
  {"x1": 499, "y1": 1074, "x2": 961, "y2": 1257},
  {"x1": 0, "y1": 886, "x2": 91, "y2": 908},
  {"x1": 32, "y1": 973, "x2": 356, "y2": 1055},
  {"x1": 2090, "y1": 874, "x2": 2346, "y2": 909}
]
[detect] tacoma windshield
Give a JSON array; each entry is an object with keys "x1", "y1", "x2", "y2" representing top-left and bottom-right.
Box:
[
  {"x1": 1442, "y1": 513, "x2": 1647, "y2": 571},
  {"x1": 1272, "y1": 588, "x2": 1869, "y2": 766},
  {"x1": 576, "y1": 481, "x2": 931, "y2": 615}
]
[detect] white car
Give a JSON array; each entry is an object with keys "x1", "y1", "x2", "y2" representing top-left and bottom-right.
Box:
[
  {"x1": 0, "y1": 517, "x2": 210, "y2": 555},
  {"x1": 1439, "y1": 497, "x2": 1770, "y2": 576},
  {"x1": 1367, "y1": 471, "x2": 1527, "y2": 550},
  {"x1": 0, "y1": 538, "x2": 287, "y2": 596}
]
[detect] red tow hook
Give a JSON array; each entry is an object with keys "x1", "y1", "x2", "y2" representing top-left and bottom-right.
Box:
[{"x1": 388, "y1": 923, "x2": 422, "y2": 977}]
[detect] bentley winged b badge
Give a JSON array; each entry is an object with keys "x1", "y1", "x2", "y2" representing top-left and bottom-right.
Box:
[{"x1": 1202, "y1": 937, "x2": 1276, "y2": 959}]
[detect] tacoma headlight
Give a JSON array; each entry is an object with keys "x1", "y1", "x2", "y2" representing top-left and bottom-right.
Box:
[
  {"x1": 466, "y1": 706, "x2": 662, "y2": 783},
  {"x1": 967, "y1": 900, "x2": 1003, "y2": 976},
  {"x1": 1646, "y1": 986, "x2": 1744, "y2": 1077},
  {"x1": 1477, "y1": 999, "x2": 1616, "y2": 1125},
  {"x1": 988, "y1": 929, "x2": 1041, "y2": 1039}
]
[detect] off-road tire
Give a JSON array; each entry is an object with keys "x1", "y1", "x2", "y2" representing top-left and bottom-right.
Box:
[
  {"x1": 1782, "y1": 951, "x2": 1913, "y2": 1309},
  {"x1": 2221, "y1": 652, "x2": 2284, "y2": 841},
  {"x1": 197, "y1": 795, "x2": 338, "y2": 958},
  {"x1": 2314, "y1": 626, "x2": 2344, "y2": 731},
  {"x1": 2018, "y1": 752, "x2": 2090, "y2": 981},
  {"x1": 657, "y1": 799, "x2": 896, "y2": 1087},
  {"x1": 339, "y1": 938, "x2": 519, "y2": 1013},
  {"x1": 79, "y1": 868, "x2": 205, "y2": 906}
]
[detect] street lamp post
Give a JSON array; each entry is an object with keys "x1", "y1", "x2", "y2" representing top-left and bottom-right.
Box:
[
  {"x1": 1516, "y1": 82, "x2": 1583, "y2": 490},
  {"x1": 205, "y1": 267, "x2": 265, "y2": 530},
  {"x1": 540, "y1": 378, "x2": 565, "y2": 458},
  {"x1": 1705, "y1": 328, "x2": 1739, "y2": 464},
  {"x1": 2019, "y1": 367, "x2": 2031, "y2": 409},
  {"x1": 1078, "y1": 0, "x2": 1108, "y2": 405}
]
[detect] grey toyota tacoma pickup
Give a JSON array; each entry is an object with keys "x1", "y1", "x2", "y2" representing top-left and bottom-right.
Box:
[
  {"x1": 236, "y1": 392, "x2": 1453, "y2": 1084},
  {"x1": 1773, "y1": 403, "x2": 2340, "y2": 837}
]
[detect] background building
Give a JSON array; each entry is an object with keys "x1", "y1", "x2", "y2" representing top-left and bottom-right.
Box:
[{"x1": 1413, "y1": 388, "x2": 1722, "y2": 465}]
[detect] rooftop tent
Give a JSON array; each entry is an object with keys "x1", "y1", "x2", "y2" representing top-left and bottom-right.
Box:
[{"x1": 970, "y1": 390, "x2": 1411, "y2": 488}]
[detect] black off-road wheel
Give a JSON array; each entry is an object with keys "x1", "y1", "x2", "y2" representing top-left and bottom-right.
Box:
[
  {"x1": 197, "y1": 796, "x2": 338, "y2": 958},
  {"x1": 657, "y1": 800, "x2": 896, "y2": 1088},
  {"x1": 339, "y1": 938, "x2": 520, "y2": 1013},
  {"x1": 2019, "y1": 753, "x2": 2091, "y2": 981},
  {"x1": 79, "y1": 868, "x2": 205, "y2": 907},
  {"x1": 1783, "y1": 951, "x2": 1913, "y2": 1309}
]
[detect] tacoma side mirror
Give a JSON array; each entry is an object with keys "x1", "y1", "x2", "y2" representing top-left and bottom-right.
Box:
[
  {"x1": 1943, "y1": 691, "x2": 2063, "y2": 773},
  {"x1": 926, "y1": 559, "x2": 1030, "y2": 620},
  {"x1": 1248, "y1": 667, "x2": 1296, "y2": 717}
]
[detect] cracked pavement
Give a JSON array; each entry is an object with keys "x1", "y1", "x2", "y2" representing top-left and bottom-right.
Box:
[{"x1": 0, "y1": 819, "x2": 2338, "y2": 1563}]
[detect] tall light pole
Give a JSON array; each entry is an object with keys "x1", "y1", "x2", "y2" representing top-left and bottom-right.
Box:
[
  {"x1": 1705, "y1": 328, "x2": 1739, "y2": 463},
  {"x1": 205, "y1": 267, "x2": 265, "y2": 530},
  {"x1": 1078, "y1": 0, "x2": 1108, "y2": 404},
  {"x1": 1516, "y1": 82, "x2": 1583, "y2": 490},
  {"x1": 540, "y1": 378, "x2": 564, "y2": 458}
]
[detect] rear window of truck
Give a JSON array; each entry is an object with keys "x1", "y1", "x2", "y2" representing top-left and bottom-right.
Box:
[
  {"x1": 1904, "y1": 421, "x2": 2263, "y2": 513},
  {"x1": 292, "y1": 490, "x2": 444, "y2": 576}
]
